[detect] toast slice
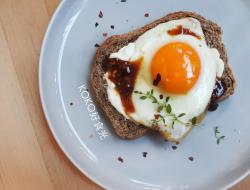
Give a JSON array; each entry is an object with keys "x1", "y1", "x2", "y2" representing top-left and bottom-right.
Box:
[{"x1": 91, "y1": 11, "x2": 236, "y2": 139}]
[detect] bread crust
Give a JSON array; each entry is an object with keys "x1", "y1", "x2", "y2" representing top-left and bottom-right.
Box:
[{"x1": 90, "y1": 11, "x2": 236, "y2": 139}]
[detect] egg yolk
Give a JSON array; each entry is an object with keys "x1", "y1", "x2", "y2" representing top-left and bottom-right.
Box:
[{"x1": 151, "y1": 42, "x2": 201, "y2": 94}]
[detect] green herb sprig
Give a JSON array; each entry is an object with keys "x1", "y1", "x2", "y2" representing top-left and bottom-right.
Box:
[
  {"x1": 214, "y1": 126, "x2": 225, "y2": 144},
  {"x1": 134, "y1": 90, "x2": 197, "y2": 129}
]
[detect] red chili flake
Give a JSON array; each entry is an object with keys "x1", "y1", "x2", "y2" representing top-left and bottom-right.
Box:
[
  {"x1": 159, "y1": 94, "x2": 163, "y2": 99},
  {"x1": 69, "y1": 102, "x2": 74, "y2": 106},
  {"x1": 154, "y1": 114, "x2": 160, "y2": 119},
  {"x1": 143, "y1": 152, "x2": 148, "y2": 158},
  {"x1": 176, "y1": 142, "x2": 180, "y2": 145},
  {"x1": 172, "y1": 146, "x2": 177, "y2": 150},
  {"x1": 95, "y1": 43, "x2": 100, "y2": 48},
  {"x1": 188, "y1": 156, "x2": 194, "y2": 161},
  {"x1": 102, "y1": 33, "x2": 108, "y2": 37},
  {"x1": 144, "y1": 13, "x2": 149, "y2": 17},
  {"x1": 98, "y1": 11, "x2": 103, "y2": 18},
  {"x1": 118, "y1": 157, "x2": 124, "y2": 163},
  {"x1": 153, "y1": 73, "x2": 161, "y2": 86},
  {"x1": 110, "y1": 25, "x2": 115, "y2": 29},
  {"x1": 95, "y1": 22, "x2": 99, "y2": 27}
]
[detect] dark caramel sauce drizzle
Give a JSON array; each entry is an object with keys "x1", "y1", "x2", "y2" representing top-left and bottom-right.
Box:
[
  {"x1": 104, "y1": 58, "x2": 141, "y2": 113},
  {"x1": 168, "y1": 25, "x2": 201, "y2": 40},
  {"x1": 209, "y1": 79, "x2": 226, "y2": 111},
  {"x1": 212, "y1": 80, "x2": 226, "y2": 100}
]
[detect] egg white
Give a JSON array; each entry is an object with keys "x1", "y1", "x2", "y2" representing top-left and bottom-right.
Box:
[{"x1": 106, "y1": 18, "x2": 224, "y2": 141}]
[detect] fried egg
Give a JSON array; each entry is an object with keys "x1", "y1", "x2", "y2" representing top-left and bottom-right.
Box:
[{"x1": 105, "y1": 18, "x2": 224, "y2": 142}]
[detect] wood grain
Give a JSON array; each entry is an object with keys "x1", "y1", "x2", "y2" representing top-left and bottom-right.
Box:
[{"x1": 0, "y1": 0, "x2": 248, "y2": 189}]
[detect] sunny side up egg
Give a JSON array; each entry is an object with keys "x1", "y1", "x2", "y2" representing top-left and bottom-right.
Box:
[{"x1": 105, "y1": 18, "x2": 224, "y2": 142}]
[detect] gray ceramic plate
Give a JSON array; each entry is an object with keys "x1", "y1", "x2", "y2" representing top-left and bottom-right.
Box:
[{"x1": 39, "y1": 0, "x2": 250, "y2": 189}]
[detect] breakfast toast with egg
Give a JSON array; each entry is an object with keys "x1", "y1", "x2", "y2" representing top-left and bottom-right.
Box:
[{"x1": 91, "y1": 11, "x2": 236, "y2": 139}]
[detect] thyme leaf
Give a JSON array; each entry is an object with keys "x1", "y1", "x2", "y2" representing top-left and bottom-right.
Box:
[
  {"x1": 214, "y1": 126, "x2": 225, "y2": 145},
  {"x1": 134, "y1": 90, "x2": 198, "y2": 129}
]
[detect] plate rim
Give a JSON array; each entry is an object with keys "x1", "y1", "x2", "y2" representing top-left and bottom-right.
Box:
[
  {"x1": 39, "y1": 0, "x2": 109, "y2": 189},
  {"x1": 39, "y1": 0, "x2": 250, "y2": 189}
]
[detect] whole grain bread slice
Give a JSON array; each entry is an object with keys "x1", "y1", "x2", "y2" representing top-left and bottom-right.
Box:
[{"x1": 90, "y1": 11, "x2": 236, "y2": 139}]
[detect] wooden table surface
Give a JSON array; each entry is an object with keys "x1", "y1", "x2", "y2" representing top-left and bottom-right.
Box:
[{"x1": 0, "y1": 0, "x2": 249, "y2": 189}]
